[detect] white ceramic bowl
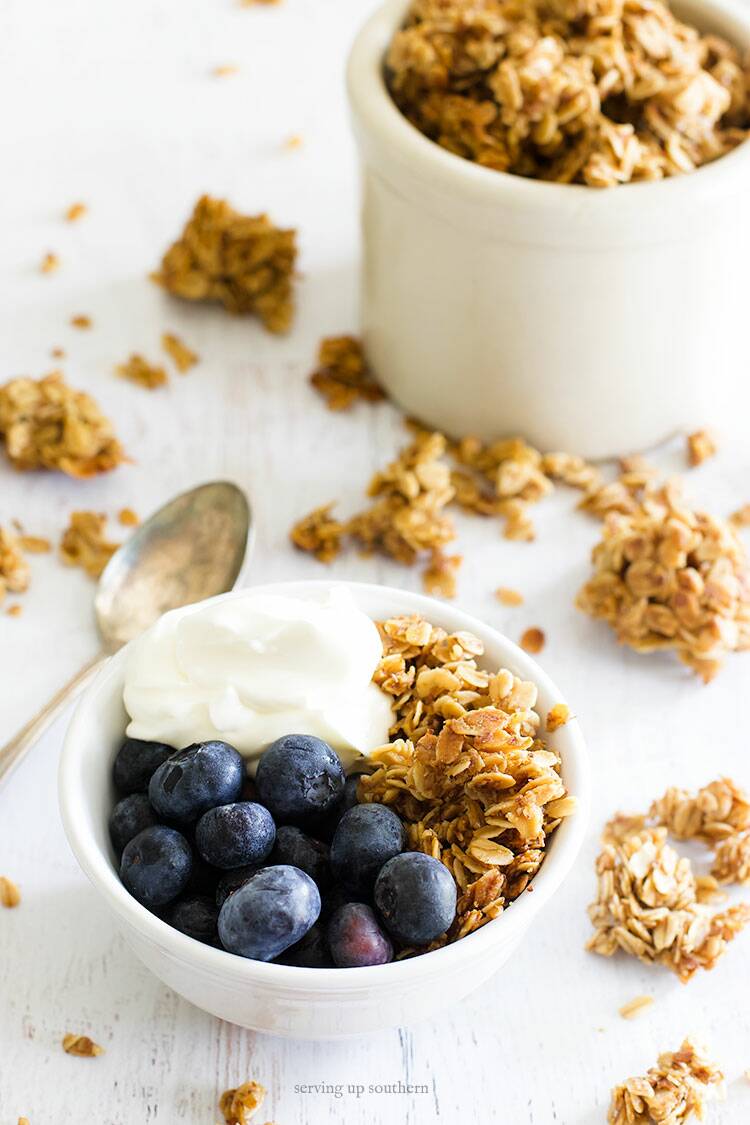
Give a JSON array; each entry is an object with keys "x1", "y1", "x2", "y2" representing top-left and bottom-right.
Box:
[
  {"x1": 347, "y1": 0, "x2": 750, "y2": 459},
  {"x1": 59, "y1": 580, "x2": 590, "y2": 1039}
]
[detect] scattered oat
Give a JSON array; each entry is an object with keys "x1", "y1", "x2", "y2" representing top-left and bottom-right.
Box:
[
  {"x1": 62, "y1": 1033, "x2": 104, "y2": 1058},
  {"x1": 213, "y1": 64, "x2": 239, "y2": 77},
  {"x1": 361, "y1": 615, "x2": 575, "y2": 947},
  {"x1": 422, "y1": 547, "x2": 461, "y2": 598},
  {"x1": 118, "y1": 507, "x2": 140, "y2": 528},
  {"x1": 608, "y1": 1037, "x2": 724, "y2": 1124},
  {"x1": 0, "y1": 876, "x2": 21, "y2": 907},
  {"x1": 730, "y1": 504, "x2": 750, "y2": 528},
  {"x1": 520, "y1": 627, "x2": 545, "y2": 654},
  {"x1": 6, "y1": 604, "x2": 22, "y2": 617},
  {"x1": 284, "y1": 134, "x2": 303, "y2": 150},
  {"x1": 19, "y1": 536, "x2": 51, "y2": 554},
  {"x1": 687, "y1": 430, "x2": 717, "y2": 468},
  {"x1": 576, "y1": 480, "x2": 750, "y2": 681},
  {"x1": 546, "y1": 703, "x2": 570, "y2": 731},
  {"x1": 161, "y1": 332, "x2": 199, "y2": 373},
  {"x1": 152, "y1": 194, "x2": 297, "y2": 333},
  {"x1": 0, "y1": 527, "x2": 30, "y2": 604},
  {"x1": 387, "y1": 0, "x2": 750, "y2": 188},
  {"x1": 309, "y1": 336, "x2": 384, "y2": 411},
  {"x1": 50, "y1": 347, "x2": 65, "y2": 359},
  {"x1": 65, "y1": 202, "x2": 87, "y2": 222},
  {"x1": 496, "y1": 587, "x2": 523, "y2": 607},
  {"x1": 0, "y1": 372, "x2": 125, "y2": 477},
  {"x1": 219, "y1": 1080, "x2": 266, "y2": 1125},
  {"x1": 59, "y1": 512, "x2": 119, "y2": 579},
  {"x1": 116, "y1": 353, "x2": 168, "y2": 390},
  {"x1": 619, "y1": 995, "x2": 654, "y2": 1020},
  {"x1": 40, "y1": 252, "x2": 59, "y2": 274},
  {"x1": 70, "y1": 315, "x2": 91, "y2": 329}
]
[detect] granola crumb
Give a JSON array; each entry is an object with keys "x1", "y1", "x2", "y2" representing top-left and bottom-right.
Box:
[
  {"x1": 576, "y1": 480, "x2": 750, "y2": 680},
  {"x1": 290, "y1": 504, "x2": 346, "y2": 563},
  {"x1": 309, "y1": 336, "x2": 384, "y2": 411},
  {"x1": 62, "y1": 1033, "x2": 104, "y2": 1058},
  {"x1": 116, "y1": 353, "x2": 168, "y2": 390},
  {"x1": 0, "y1": 372, "x2": 124, "y2": 478},
  {"x1": 6, "y1": 604, "x2": 23, "y2": 617},
  {"x1": 19, "y1": 536, "x2": 52, "y2": 554},
  {"x1": 607, "y1": 1038, "x2": 723, "y2": 1124},
  {"x1": 118, "y1": 507, "x2": 140, "y2": 528},
  {"x1": 18, "y1": 1117, "x2": 30, "y2": 1125},
  {"x1": 730, "y1": 504, "x2": 750, "y2": 527},
  {"x1": 0, "y1": 876, "x2": 21, "y2": 907},
  {"x1": 687, "y1": 429, "x2": 717, "y2": 467},
  {"x1": 284, "y1": 133, "x2": 303, "y2": 150},
  {"x1": 496, "y1": 587, "x2": 523, "y2": 607},
  {"x1": 520, "y1": 627, "x2": 545, "y2": 654},
  {"x1": 546, "y1": 703, "x2": 570, "y2": 731},
  {"x1": 0, "y1": 527, "x2": 30, "y2": 604},
  {"x1": 40, "y1": 252, "x2": 59, "y2": 274},
  {"x1": 422, "y1": 547, "x2": 461, "y2": 599},
  {"x1": 618, "y1": 995, "x2": 654, "y2": 1020},
  {"x1": 50, "y1": 347, "x2": 65, "y2": 359},
  {"x1": 711, "y1": 830, "x2": 750, "y2": 885},
  {"x1": 65, "y1": 202, "x2": 87, "y2": 222},
  {"x1": 70, "y1": 315, "x2": 92, "y2": 329},
  {"x1": 152, "y1": 194, "x2": 297, "y2": 334},
  {"x1": 161, "y1": 332, "x2": 199, "y2": 373},
  {"x1": 219, "y1": 1080, "x2": 266, "y2": 1125},
  {"x1": 213, "y1": 64, "x2": 239, "y2": 77},
  {"x1": 60, "y1": 512, "x2": 119, "y2": 579}
]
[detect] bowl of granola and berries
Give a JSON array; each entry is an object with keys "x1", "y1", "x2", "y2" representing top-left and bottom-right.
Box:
[{"x1": 59, "y1": 581, "x2": 589, "y2": 1037}]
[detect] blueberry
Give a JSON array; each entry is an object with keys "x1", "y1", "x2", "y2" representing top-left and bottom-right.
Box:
[
  {"x1": 255, "y1": 735, "x2": 345, "y2": 827},
  {"x1": 148, "y1": 741, "x2": 244, "y2": 825},
  {"x1": 342, "y1": 773, "x2": 363, "y2": 812},
  {"x1": 215, "y1": 865, "x2": 257, "y2": 908},
  {"x1": 120, "y1": 825, "x2": 192, "y2": 908},
  {"x1": 330, "y1": 803, "x2": 406, "y2": 895},
  {"x1": 275, "y1": 922, "x2": 333, "y2": 968},
  {"x1": 113, "y1": 737, "x2": 175, "y2": 795},
  {"x1": 374, "y1": 853, "x2": 457, "y2": 945},
  {"x1": 164, "y1": 894, "x2": 219, "y2": 944},
  {"x1": 195, "y1": 802, "x2": 275, "y2": 870},
  {"x1": 327, "y1": 903, "x2": 393, "y2": 968},
  {"x1": 185, "y1": 851, "x2": 220, "y2": 897},
  {"x1": 271, "y1": 826, "x2": 331, "y2": 891},
  {"x1": 319, "y1": 882, "x2": 362, "y2": 922},
  {"x1": 217, "y1": 865, "x2": 320, "y2": 961},
  {"x1": 109, "y1": 793, "x2": 158, "y2": 854}
]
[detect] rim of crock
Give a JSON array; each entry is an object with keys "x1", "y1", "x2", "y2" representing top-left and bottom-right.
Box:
[
  {"x1": 59, "y1": 579, "x2": 591, "y2": 994},
  {"x1": 346, "y1": 0, "x2": 750, "y2": 219}
]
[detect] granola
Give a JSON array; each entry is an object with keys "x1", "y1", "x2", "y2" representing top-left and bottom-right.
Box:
[
  {"x1": 496, "y1": 587, "x2": 524, "y2": 607},
  {"x1": 0, "y1": 372, "x2": 125, "y2": 477},
  {"x1": 687, "y1": 429, "x2": 717, "y2": 467},
  {"x1": 387, "y1": 0, "x2": 750, "y2": 187},
  {"x1": 0, "y1": 528, "x2": 30, "y2": 604},
  {"x1": 607, "y1": 1038, "x2": 724, "y2": 1124},
  {"x1": 118, "y1": 507, "x2": 140, "y2": 527},
  {"x1": 422, "y1": 546, "x2": 462, "y2": 598},
  {"x1": 546, "y1": 703, "x2": 570, "y2": 731},
  {"x1": 65, "y1": 202, "x2": 87, "y2": 222},
  {"x1": 152, "y1": 194, "x2": 297, "y2": 333},
  {"x1": 61, "y1": 1033, "x2": 104, "y2": 1057},
  {"x1": 0, "y1": 876, "x2": 21, "y2": 908},
  {"x1": 40, "y1": 252, "x2": 59, "y2": 274},
  {"x1": 520, "y1": 626, "x2": 545, "y2": 654},
  {"x1": 161, "y1": 332, "x2": 199, "y2": 373},
  {"x1": 618, "y1": 995, "x2": 654, "y2": 1020},
  {"x1": 219, "y1": 1080, "x2": 266, "y2": 1125},
  {"x1": 309, "y1": 336, "x2": 384, "y2": 411},
  {"x1": 711, "y1": 831, "x2": 750, "y2": 885},
  {"x1": 60, "y1": 512, "x2": 119, "y2": 579},
  {"x1": 359, "y1": 614, "x2": 575, "y2": 944},
  {"x1": 649, "y1": 778, "x2": 750, "y2": 843},
  {"x1": 116, "y1": 353, "x2": 168, "y2": 390},
  {"x1": 70, "y1": 315, "x2": 91, "y2": 329},
  {"x1": 576, "y1": 480, "x2": 750, "y2": 681}
]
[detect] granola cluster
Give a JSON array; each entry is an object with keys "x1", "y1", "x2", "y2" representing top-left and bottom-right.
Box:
[
  {"x1": 608, "y1": 1038, "x2": 724, "y2": 1125},
  {"x1": 59, "y1": 511, "x2": 120, "y2": 579},
  {"x1": 152, "y1": 195, "x2": 297, "y2": 333},
  {"x1": 576, "y1": 480, "x2": 750, "y2": 680},
  {"x1": 0, "y1": 528, "x2": 30, "y2": 604},
  {"x1": 309, "y1": 336, "x2": 384, "y2": 411},
  {"x1": 359, "y1": 615, "x2": 575, "y2": 945},
  {"x1": 219, "y1": 1080, "x2": 270, "y2": 1125},
  {"x1": 588, "y1": 778, "x2": 750, "y2": 981},
  {"x1": 116, "y1": 353, "x2": 168, "y2": 390},
  {"x1": 0, "y1": 372, "x2": 125, "y2": 478},
  {"x1": 386, "y1": 0, "x2": 750, "y2": 186}
]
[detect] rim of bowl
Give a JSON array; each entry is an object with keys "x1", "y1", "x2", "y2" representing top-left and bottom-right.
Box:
[
  {"x1": 59, "y1": 579, "x2": 591, "y2": 992},
  {"x1": 346, "y1": 0, "x2": 750, "y2": 218}
]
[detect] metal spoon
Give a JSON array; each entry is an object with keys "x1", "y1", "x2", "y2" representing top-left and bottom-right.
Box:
[{"x1": 0, "y1": 481, "x2": 252, "y2": 786}]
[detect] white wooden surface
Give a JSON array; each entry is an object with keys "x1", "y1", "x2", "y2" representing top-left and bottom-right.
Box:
[{"x1": 2, "y1": 1, "x2": 750, "y2": 1121}]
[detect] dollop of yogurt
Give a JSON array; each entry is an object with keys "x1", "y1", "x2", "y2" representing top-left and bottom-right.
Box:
[{"x1": 123, "y1": 586, "x2": 393, "y2": 769}]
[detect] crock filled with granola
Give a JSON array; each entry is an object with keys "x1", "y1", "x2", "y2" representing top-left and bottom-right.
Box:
[
  {"x1": 346, "y1": 0, "x2": 750, "y2": 457},
  {"x1": 109, "y1": 587, "x2": 577, "y2": 967}
]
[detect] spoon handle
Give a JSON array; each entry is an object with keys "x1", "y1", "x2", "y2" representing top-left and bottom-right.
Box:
[{"x1": 0, "y1": 653, "x2": 107, "y2": 787}]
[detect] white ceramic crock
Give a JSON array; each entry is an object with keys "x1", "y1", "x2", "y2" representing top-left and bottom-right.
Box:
[
  {"x1": 347, "y1": 0, "x2": 750, "y2": 459},
  {"x1": 59, "y1": 580, "x2": 590, "y2": 1039}
]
